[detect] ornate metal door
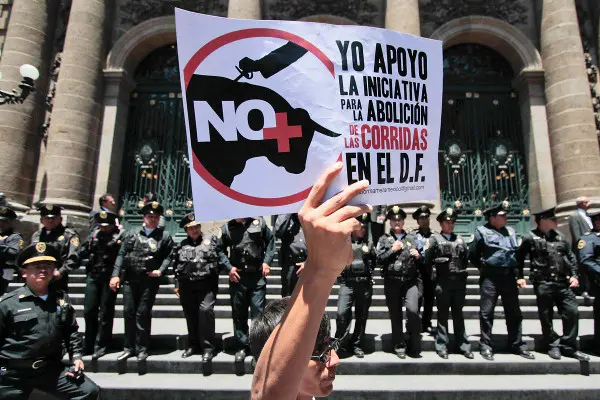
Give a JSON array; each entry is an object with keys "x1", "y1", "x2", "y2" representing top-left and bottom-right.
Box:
[
  {"x1": 118, "y1": 45, "x2": 193, "y2": 236},
  {"x1": 439, "y1": 44, "x2": 530, "y2": 236}
]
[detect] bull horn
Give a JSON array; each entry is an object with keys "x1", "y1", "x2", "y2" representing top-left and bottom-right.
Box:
[{"x1": 310, "y1": 119, "x2": 341, "y2": 138}]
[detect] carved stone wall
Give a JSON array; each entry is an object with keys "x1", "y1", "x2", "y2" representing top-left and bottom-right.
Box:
[
  {"x1": 262, "y1": 0, "x2": 385, "y2": 26},
  {"x1": 0, "y1": 0, "x2": 13, "y2": 56}
]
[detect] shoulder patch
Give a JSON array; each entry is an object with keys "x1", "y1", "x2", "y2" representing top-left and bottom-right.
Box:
[
  {"x1": 70, "y1": 237, "x2": 79, "y2": 248},
  {"x1": 18, "y1": 240, "x2": 24, "y2": 249},
  {"x1": 578, "y1": 240, "x2": 586, "y2": 250}
]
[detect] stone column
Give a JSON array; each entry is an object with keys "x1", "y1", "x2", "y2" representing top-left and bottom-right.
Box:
[
  {"x1": 0, "y1": 0, "x2": 58, "y2": 210},
  {"x1": 385, "y1": 0, "x2": 421, "y2": 36},
  {"x1": 541, "y1": 0, "x2": 600, "y2": 220},
  {"x1": 227, "y1": 0, "x2": 261, "y2": 19},
  {"x1": 38, "y1": 0, "x2": 109, "y2": 226}
]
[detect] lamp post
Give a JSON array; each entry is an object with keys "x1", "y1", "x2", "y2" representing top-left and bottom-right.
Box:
[{"x1": 0, "y1": 64, "x2": 40, "y2": 105}]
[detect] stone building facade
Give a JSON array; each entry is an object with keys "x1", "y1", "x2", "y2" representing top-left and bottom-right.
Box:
[{"x1": 0, "y1": 0, "x2": 599, "y2": 240}]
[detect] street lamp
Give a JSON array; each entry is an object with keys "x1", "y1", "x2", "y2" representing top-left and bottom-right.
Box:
[{"x1": 0, "y1": 64, "x2": 40, "y2": 105}]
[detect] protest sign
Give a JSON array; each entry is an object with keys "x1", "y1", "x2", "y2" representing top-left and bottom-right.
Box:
[{"x1": 175, "y1": 9, "x2": 443, "y2": 222}]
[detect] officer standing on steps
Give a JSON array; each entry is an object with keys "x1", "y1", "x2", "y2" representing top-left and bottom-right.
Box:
[
  {"x1": 31, "y1": 205, "x2": 80, "y2": 293},
  {"x1": 412, "y1": 205, "x2": 435, "y2": 334},
  {"x1": 424, "y1": 208, "x2": 473, "y2": 359},
  {"x1": 274, "y1": 213, "x2": 307, "y2": 297},
  {"x1": 335, "y1": 213, "x2": 375, "y2": 358},
  {"x1": 171, "y1": 213, "x2": 221, "y2": 361},
  {"x1": 109, "y1": 201, "x2": 175, "y2": 363},
  {"x1": 218, "y1": 217, "x2": 275, "y2": 363},
  {"x1": 377, "y1": 205, "x2": 421, "y2": 358},
  {"x1": 0, "y1": 243, "x2": 100, "y2": 399},
  {"x1": 470, "y1": 201, "x2": 534, "y2": 361},
  {"x1": 577, "y1": 211, "x2": 600, "y2": 354},
  {"x1": 79, "y1": 211, "x2": 124, "y2": 360},
  {"x1": 516, "y1": 207, "x2": 589, "y2": 361},
  {"x1": 0, "y1": 206, "x2": 23, "y2": 295}
]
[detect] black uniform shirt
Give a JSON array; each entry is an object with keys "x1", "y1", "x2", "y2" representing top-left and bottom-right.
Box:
[{"x1": 31, "y1": 225, "x2": 80, "y2": 277}]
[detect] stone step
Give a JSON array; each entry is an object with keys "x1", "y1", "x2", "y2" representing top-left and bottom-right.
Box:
[{"x1": 81, "y1": 373, "x2": 600, "y2": 400}]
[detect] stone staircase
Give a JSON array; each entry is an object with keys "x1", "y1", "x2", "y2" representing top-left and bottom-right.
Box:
[{"x1": 14, "y1": 264, "x2": 600, "y2": 399}]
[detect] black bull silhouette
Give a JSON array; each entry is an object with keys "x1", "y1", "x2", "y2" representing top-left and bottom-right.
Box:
[{"x1": 185, "y1": 42, "x2": 341, "y2": 188}]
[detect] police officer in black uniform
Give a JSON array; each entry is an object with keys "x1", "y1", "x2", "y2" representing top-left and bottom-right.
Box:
[
  {"x1": 171, "y1": 213, "x2": 221, "y2": 361},
  {"x1": 412, "y1": 205, "x2": 435, "y2": 333},
  {"x1": 0, "y1": 242, "x2": 100, "y2": 399},
  {"x1": 218, "y1": 217, "x2": 275, "y2": 363},
  {"x1": 577, "y1": 210, "x2": 600, "y2": 353},
  {"x1": 335, "y1": 213, "x2": 375, "y2": 358},
  {"x1": 274, "y1": 213, "x2": 307, "y2": 297},
  {"x1": 110, "y1": 201, "x2": 175, "y2": 362},
  {"x1": 369, "y1": 205, "x2": 387, "y2": 245},
  {"x1": 516, "y1": 207, "x2": 589, "y2": 361},
  {"x1": 470, "y1": 201, "x2": 534, "y2": 361},
  {"x1": 0, "y1": 206, "x2": 23, "y2": 295},
  {"x1": 79, "y1": 211, "x2": 124, "y2": 359},
  {"x1": 31, "y1": 205, "x2": 80, "y2": 293},
  {"x1": 424, "y1": 208, "x2": 473, "y2": 359},
  {"x1": 377, "y1": 205, "x2": 421, "y2": 358}
]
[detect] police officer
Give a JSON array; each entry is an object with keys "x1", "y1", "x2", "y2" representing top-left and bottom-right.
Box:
[
  {"x1": 274, "y1": 213, "x2": 307, "y2": 297},
  {"x1": 424, "y1": 208, "x2": 472, "y2": 359},
  {"x1": 516, "y1": 207, "x2": 589, "y2": 361},
  {"x1": 377, "y1": 205, "x2": 421, "y2": 358},
  {"x1": 79, "y1": 211, "x2": 124, "y2": 360},
  {"x1": 412, "y1": 205, "x2": 435, "y2": 333},
  {"x1": 109, "y1": 201, "x2": 175, "y2": 362},
  {"x1": 577, "y1": 210, "x2": 600, "y2": 353},
  {"x1": 335, "y1": 213, "x2": 375, "y2": 358},
  {"x1": 218, "y1": 217, "x2": 275, "y2": 363},
  {"x1": 369, "y1": 205, "x2": 387, "y2": 245},
  {"x1": 0, "y1": 206, "x2": 23, "y2": 295},
  {"x1": 31, "y1": 205, "x2": 80, "y2": 293},
  {"x1": 171, "y1": 213, "x2": 221, "y2": 361},
  {"x1": 0, "y1": 242, "x2": 100, "y2": 399},
  {"x1": 470, "y1": 201, "x2": 533, "y2": 361}
]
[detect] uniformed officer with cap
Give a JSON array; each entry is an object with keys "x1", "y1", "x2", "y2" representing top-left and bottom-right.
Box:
[
  {"x1": 31, "y1": 205, "x2": 80, "y2": 293},
  {"x1": 516, "y1": 207, "x2": 589, "y2": 361},
  {"x1": 0, "y1": 243, "x2": 100, "y2": 399},
  {"x1": 376, "y1": 205, "x2": 421, "y2": 358},
  {"x1": 577, "y1": 210, "x2": 600, "y2": 353},
  {"x1": 412, "y1": 205, "x2": 436, "y2": 333},
  {"x1": 218, "y1": 216, "x2": 275, "y2": 363},
  {"x1": 171, "y1": 213, "x2": 222, "y2": 361},
  {"x1": 0, "y1": 206, "x2": 23, "y2": 295},
  {"x1": 335, "y1": 213, "x2": 375, "y2": 358},
  {"x1": 109, "y1": 201, "x2": 175, "y2": 362},
  {"x1": 424, "y1": 208, "x2": 473, "y2": 359},
  {"x1": 470, "y1": 201, "x2": 533, "y2": 361},
  {"x1": 79, "y1": 211, "x2": 125, "y2": 359},
  {"x1": 274, "y1": 213, "x2": 307, "y2": 297}
]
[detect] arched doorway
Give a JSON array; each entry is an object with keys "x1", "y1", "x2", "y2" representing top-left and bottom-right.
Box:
[
  {"x1": 118, "y1": 44, "x2": 191, "y2": 234},
  {"x1": 439, "y1": 43, "x2": 530, "y2": 235}
]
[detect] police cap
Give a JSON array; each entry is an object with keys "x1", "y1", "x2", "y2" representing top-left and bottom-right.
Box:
[
  {"x1": 179, "y1": 213, "x2": 201, "y2": 229},
  {"x1": 17, "y1": 242, "x2": 60, "y2": 268},
  {"x1": 38, "y1": 204, "x2": 62, "y2": 218},
  {"x1": 437, "y1": 207, "x2": 459, "y2": 222},
  {"x1": 355, "y1": 213, "x2": 370, "y2": 225},
  {"x1": 141, "y1": 201, "x2": 164, "y2": 216},
  {"x1": 412, "y1": 205, "x2": 431, "y2": 220},
  {"x1": 95, "y1": 210, "x2": 117, "y2": 226},
  {"x1": 386, "y1": 205, "x2": 406, "y2": 220},
  {"x1": 589, "y1": 210, "x2": 600, "y2": 221},
  {"x1": 532, "y1": 207, "x2": 556, "y2": 221},
  {"x1": 483, "y1": 201, "x2": 510, "y2": 217},
  {"x1": 0, "y1": 206, "x2": 17, "y2": 220}
]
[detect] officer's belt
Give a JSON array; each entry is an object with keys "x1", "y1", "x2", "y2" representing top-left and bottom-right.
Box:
[
  {"x1": 1, "y1": 357, "x2": 61, "y2": 370},
  {"x1": 532, "y1": 273, "x2": 568, "y2": 283},
  {"x1": 239, "y1": 264, "x2": 260, "y2": 273},
  {"x1": 384, "y1": 275, "x2": 417, "y2": 283},
  {"x1": 481, "y1": 266, "x2": 514, "y2": 276},
  {"x1": 344, "y1": 276, "x2": 371, "y2": 283}
]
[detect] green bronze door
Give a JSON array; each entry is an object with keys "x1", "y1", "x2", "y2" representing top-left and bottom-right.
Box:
[
  {"x1": 118, "y1": 44, "x2": 192, "y2": 237},
  {"x1": 439, "y1": 44, "x2": 530, "y2": 236}
]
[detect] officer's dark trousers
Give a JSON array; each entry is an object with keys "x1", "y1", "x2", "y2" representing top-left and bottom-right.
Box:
[
  {"x1": 588, "y1": 274, "x2": 600, "y2": 347},
  {"x1": 179, "y1": 278, "x2": 218, "y2": 351},
  {"x1": 280, "y1": 263, "x2": 301, "y2": 297},
  {"x1": 0, "y1": 364, "x2": 100, "y2": 399},
  {"x1": 229, "y1": 272, "x2": 266, "y2": 350},
  {"x1": 84, "y1": 274, "x2": 117, "y2": 354},
  {"x1": 384, "y1": 277, "x2": 421, "y2": 352},
  {"x1": 123, "y1": 277, "x2": 160, "y2": 354},
  {"x1": 335, "y1": 280, "x2": 373, "y2": 349},
  {"x1": 479, "y1": 272, "x2": 526, "y2": 351},
  {"x1": 418, "y1": 265, "x2": 435, "y2": 329},
  {"x1": 534, "y1": 281, "x2": 579, "y2": 353},
  {"x1": 435, "y1": 274, "x2": 470, "y2": 353}
]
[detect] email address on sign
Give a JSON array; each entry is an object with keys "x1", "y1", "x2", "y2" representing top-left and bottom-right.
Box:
[{"x1": 360, "y1": 185, "x2": 425, "y2": 195}]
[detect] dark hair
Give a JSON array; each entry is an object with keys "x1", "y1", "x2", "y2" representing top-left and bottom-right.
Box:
[
  {"x1": 99, "y1": 193, "x2": 113, "y2": 207},
  {"x1": 143, "y1": 192, "x2": 157, "y2": 204},
  {"x1": 249, "y1": 297, "x2": 330, "y2": 360}
]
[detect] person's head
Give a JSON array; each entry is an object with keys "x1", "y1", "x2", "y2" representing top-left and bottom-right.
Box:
[
  {"x1": 143, "y1": 192, "x2": 157, "y2": 205},
  {"x1": 436, "y1": 208, "x2": 457, "y2": 234},
  {"x1": 576, "y1": 196, "x2": 592, "y2": 211},
  {"x1": 386, "y1": 205, "x2": 406, "y2": 234},
  {"x1": 412, "y1": 205, "x2": 431, "y2": 230},
  {"x1": 38, "y1": 204, "x2": 63, "y2": 230},
  {"x1": 99, "y1": 194, "x2": 116, "y2": 212},
  {"x1": 234, "y1": 217, "x2": 248, "y2": 223},
  {"x1": 95, "y1": 210, "x2": 118, "y2": 234},
  {"x1": 18, "y1": 242, "x2": 60, "y2": 293},
  {"x1": 0, "y1": 206, "x2": 17, "y2": 233},
  {"x1": 141, "y1": 201, "x2": 163, "y2": 229},
  {"x1": 484, "y1": 201, "x2": 509, "y2": 230},
  {"x1": 353, "y1": 213, "x2": 369, "y2": 239},
  {"x1": 534, "y1": 207, "x2": 557, "y2": 233},
  {"x1": 250, "y1": 298, "x2": 340, "y2": 397},
  {"x1": 180, "y1": 213, "x2": 202, "y2": 240}
]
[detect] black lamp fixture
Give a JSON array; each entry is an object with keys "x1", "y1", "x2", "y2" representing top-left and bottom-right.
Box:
[{"x1": 0, "y1": 64, "x2": 40, "y2": 105}]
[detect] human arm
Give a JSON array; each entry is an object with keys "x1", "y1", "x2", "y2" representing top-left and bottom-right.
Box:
[
  {"x1": 469, "y1": 230, "x2": 483, "y2": 269},
  {"x1": 157, "y1": 233, "x2": 175, "y2": 275},
  {"x1": 59, "y1": 232, "x2": 81, "y2": 276},
  {"x1": 515, "y1": 234, "x2": 532, "y2": 280},
  {"x1": 0, "y1": 233, "x2": 22, "y2": 265}
]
